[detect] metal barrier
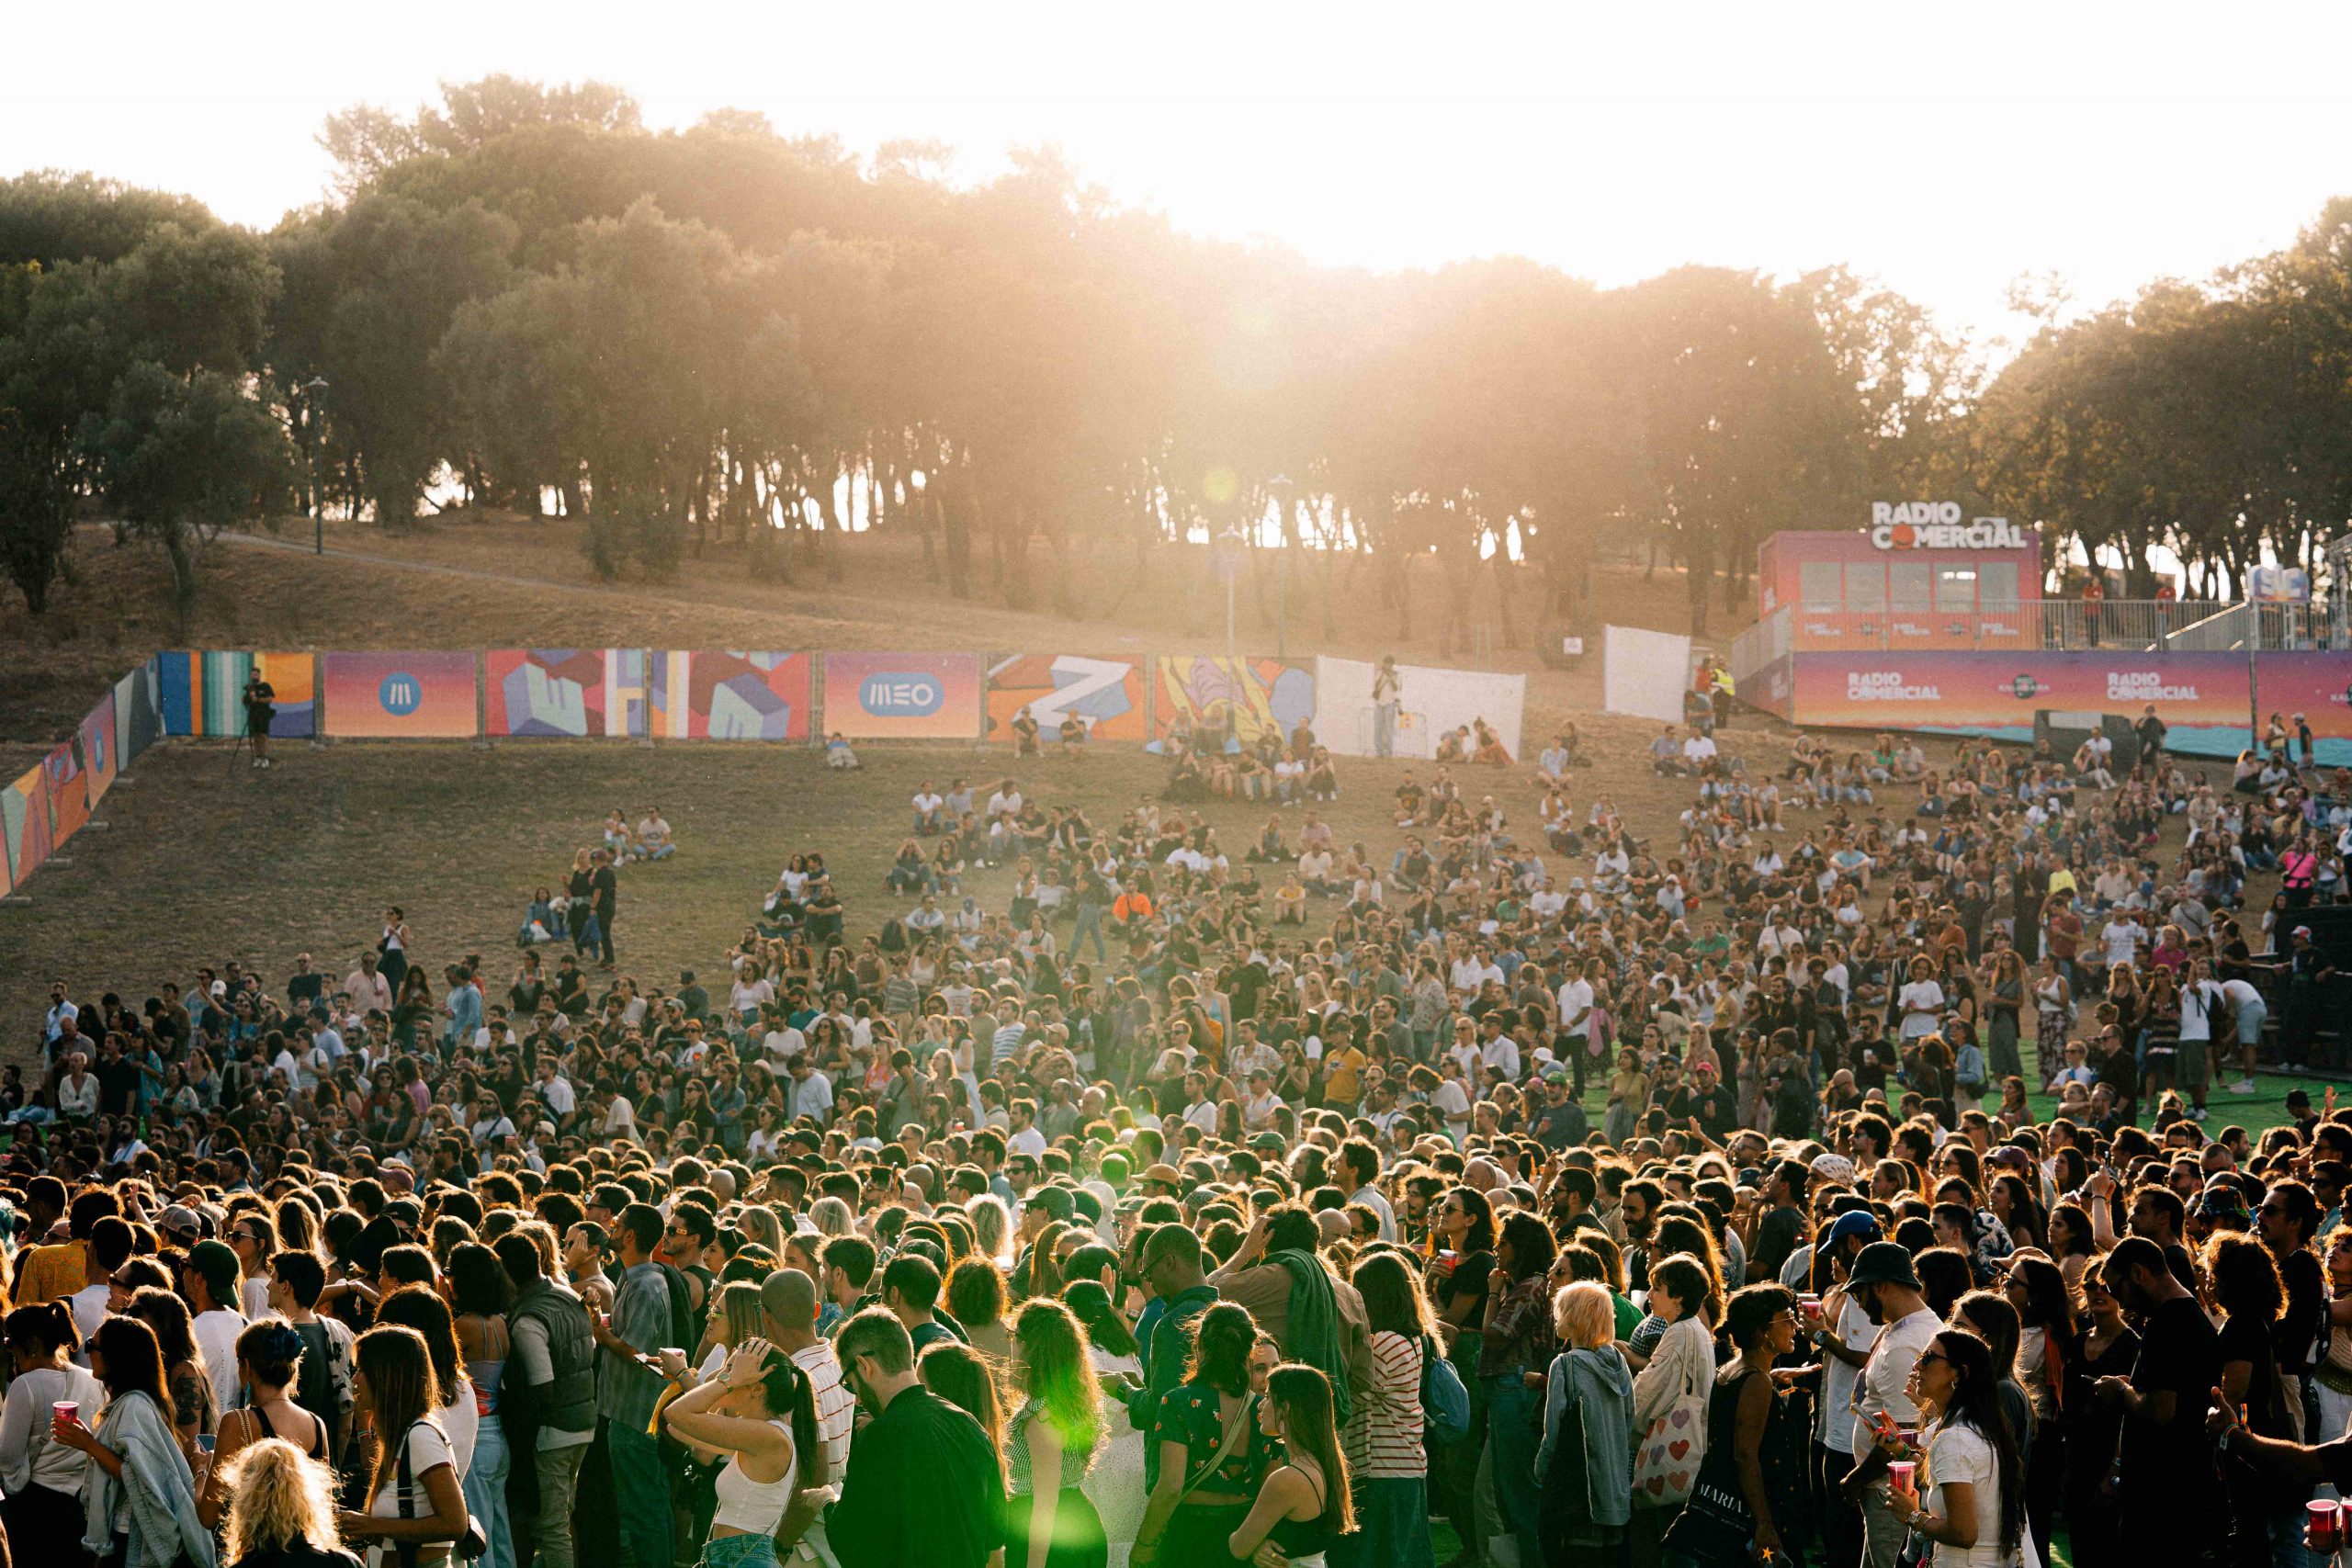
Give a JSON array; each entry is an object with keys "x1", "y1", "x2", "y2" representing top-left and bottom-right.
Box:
[{"x1": 1781, "y1": 599, "x2": 2331, "y2": 653}]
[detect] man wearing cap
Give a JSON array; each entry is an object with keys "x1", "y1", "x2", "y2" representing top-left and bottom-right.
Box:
[
  {"x1": 1838, "y1": 1241, "x2": 1937, "y2": 1568},
  {"x1": 186, "y1": 1238, "x2": 249, "y2": 1416},
  {"x1": 1138, "y1": 1164, "x2": 1183, "y2": 1201}
]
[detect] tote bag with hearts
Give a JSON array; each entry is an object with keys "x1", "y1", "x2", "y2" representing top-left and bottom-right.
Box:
[{"x1": 1631, "y1": 1349, "x2": 1708, "y2": 1508}]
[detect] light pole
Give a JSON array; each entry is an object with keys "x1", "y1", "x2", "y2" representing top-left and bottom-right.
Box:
[
  {"x1": 1268, "y1": 473, "x2": 1295, "y2": 659},
  {"x1": 1215, "y1": 524, "x2": 1245, "y2": 746},
  {"x1": 297, "y1": 377, "x2": 329, "y2": 554}
]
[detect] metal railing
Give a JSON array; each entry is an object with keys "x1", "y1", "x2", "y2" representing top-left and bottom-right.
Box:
[{"x1": 1781, "y1": 599, "x2": 2331, "y2": 653}]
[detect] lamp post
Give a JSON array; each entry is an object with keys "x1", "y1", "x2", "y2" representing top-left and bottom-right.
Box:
[
  {"x1": 1268, "y1": 473, "x2": 1295, "y2": 659},
  {"x1": 296, "y1": 377, "x2": 329, "y2": 555},
  {"x1": 1215, "y1": 524, "x2": 1245, "y2": 747}
]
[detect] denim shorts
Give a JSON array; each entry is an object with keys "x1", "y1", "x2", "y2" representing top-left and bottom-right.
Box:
[{"x1": 698, "y1": 1532, "x2": 781, "y2": 1568}]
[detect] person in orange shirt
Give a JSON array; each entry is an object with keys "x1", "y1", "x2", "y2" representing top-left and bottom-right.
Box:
[
  {"x1": 1110, "y1": 881, "x2": 1156, "y2": 931},
  {"x1": 14, "y1": 1181, "x2": 104, "y2": 1307}
]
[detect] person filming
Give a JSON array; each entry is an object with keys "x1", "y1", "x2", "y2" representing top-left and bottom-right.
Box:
[{"x1": 243, "y1": 672, "x2": 277, "y2": 770}]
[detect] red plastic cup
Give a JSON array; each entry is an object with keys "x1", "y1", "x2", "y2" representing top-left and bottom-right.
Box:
[
  {"x1": 1887, "y1": 1461, "x2": 1917, "y2": 1504},
  {"x1": 1800, "y1": 1296, "x2": 1824, "y2": 1325},
  {"x1": 51, "y1": 1401, "x2": 77, "y2": 1425},
  {"x1": 2307, "y1": 1501, "x2": 2340, "y2": 1553}
]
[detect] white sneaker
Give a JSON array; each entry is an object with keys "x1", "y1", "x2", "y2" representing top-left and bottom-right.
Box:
[
  {"x1": 2229, "y1": 1078, "x2": 2256, "y2": 1094},
  {"x1": 2189, "y1": 1106, "x2": 2209, "y2": 1121}
]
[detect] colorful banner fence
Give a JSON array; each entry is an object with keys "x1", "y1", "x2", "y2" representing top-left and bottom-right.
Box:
[
  {"x1": 158, "y1": 651, "x2": 317, "y2": 738},
  {"x1": 321, "y1": 652, "x2": 481, "y2": 739},
  {"x1": 79, "y1": 694, "x2": 118, "y2": 811},
  {"x1": 42, "y1": 739, "x2": 88, "y2": 844},
  {"x1": 643, "y1": 651, "x2": 814, "y2": 740},
  {"x1": 1786, "y1": 649, "x2": 2352, "y2": 762},
  {"x1": 2, "y1": 764, "x2": 51, "y2": 890},
  {"x1": 822, "y1": 652, "x2": 983, "y2": 739},
  {"x1": 1151, "y1": 655, "x2": 1317, "y2": 750},
  {"x1": 485, "y1": 649, "x2": 641, "y2": 739},
  {"x1": 115, "y1": 661, "x2": 163, "y2": 765},
  {"x1": 985, "y1": 654, "x2": 1148, "y2": 744}
]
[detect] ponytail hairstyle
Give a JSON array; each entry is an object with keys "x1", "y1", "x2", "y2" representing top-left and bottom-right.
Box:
[
  {"x1": 3, "y1": 1301, "x2": 81, "y2": 1360},
  {"x1": 1263, "y1": 1365, "x2": 1355, "y2": 1537},
  {"x1": 1929, "y1": 1328, "x2": 2025, "y2": 1560},
  {"x1": 743, "y1": 1342, "x2": 826, "y2": 1488},
  {"x1": 1184, "y1": 1302, "x2": 1258, "y2": 1398}
]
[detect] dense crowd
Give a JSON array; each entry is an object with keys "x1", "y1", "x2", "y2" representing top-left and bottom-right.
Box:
[{"x1": 10, "y1": 693, "x2": 2352, "y2": 1568}]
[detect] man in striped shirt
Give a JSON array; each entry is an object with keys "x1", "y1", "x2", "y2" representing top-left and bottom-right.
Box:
[{"x1": 765, "y1": 1269, "x2": 856, "y2": 1567}]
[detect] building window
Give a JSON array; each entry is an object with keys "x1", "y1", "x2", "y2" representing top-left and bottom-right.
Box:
[
  {"x1": 1890, "y1": 561, "x2": 1930, "y2": 609},
  {"x1": 1977, "y1": 564, "x2": 2020, "y2": 606},
  {"x1": 1843, "y1": 562, "x2": 1886, "y2": 610},
  {"x1": 1934, "y1": 566, "x2": 1978, "y2": 612},
  {"x1": 1800, "y1": 561, "x2": 1842, "y2": 610}
]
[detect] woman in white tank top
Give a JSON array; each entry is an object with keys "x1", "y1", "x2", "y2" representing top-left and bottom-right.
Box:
[{"x1": 661, "y1": 1337, "x2": 825, "y2": 1568}]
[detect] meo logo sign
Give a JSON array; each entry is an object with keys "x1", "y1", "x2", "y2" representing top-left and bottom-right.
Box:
[
  {"x1": 379, "y1": 672, "x2": 424, "y2": 716},
  {"x1": 861, "y1": 673, "x2": 944, "y2": 717}
]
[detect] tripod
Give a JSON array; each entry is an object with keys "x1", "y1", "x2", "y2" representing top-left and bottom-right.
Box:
[{"x1": 227, "y1": 726, "x2": 254, "y2": 774}]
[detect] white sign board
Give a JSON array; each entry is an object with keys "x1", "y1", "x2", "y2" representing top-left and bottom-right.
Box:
[
  {"x1": 1602, "y1": 626, "x2": 1692, "y2": 726},
  {"x1": 1313, "y1": 657, "x2": 1527, "y2": 760}
]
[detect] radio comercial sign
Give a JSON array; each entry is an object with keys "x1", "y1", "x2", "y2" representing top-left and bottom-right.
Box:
[{"x1": 1868, "y1": 502, "x2": 2028, "y2": 551}]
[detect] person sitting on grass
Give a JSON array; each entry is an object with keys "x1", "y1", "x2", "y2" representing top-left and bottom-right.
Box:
[
  {"x1": 635, "y1": 807, "x2": 675, "y2": 861},
  {"x1": 1011, "y1": 706, "x2": 1042, "y2": 758},
  {"x1": 1306, "y1": 747, "x2": 1340, "y2": 802},
  {"x1": 825, "y1": 732, "x2": 861, "y2": 771},
  {"x1": 1057, "y1": 712, "x2": 1087, "y2": 755},
  {"x1": 603, "y1": 809, "x2": 640, "y2": 863},
  {"x1": 1472, "y1": 718, "x2": 1512, "y2": 766},
  {"x1": 1274, "y1": 867, "x2": 1308, "y2": 924}
]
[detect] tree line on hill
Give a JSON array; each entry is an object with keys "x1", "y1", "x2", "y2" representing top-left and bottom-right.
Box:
[{"x1": 4, "y1": 75, "x2": 2351, "y2": 632}]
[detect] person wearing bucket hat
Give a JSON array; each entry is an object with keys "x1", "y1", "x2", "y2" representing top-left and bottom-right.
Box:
[{"x1": 1840, "y1": 1241, "x2": 1939, "y2": 1568}]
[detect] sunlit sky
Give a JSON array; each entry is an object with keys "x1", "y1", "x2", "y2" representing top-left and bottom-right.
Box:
[{"x1": 11, "y1": 2, "x2": 2352, "y2": 352}]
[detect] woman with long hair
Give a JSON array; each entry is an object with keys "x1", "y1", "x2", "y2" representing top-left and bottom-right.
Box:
[
  {"x1": 1006, "y1": 1299, "x2": 1109, "y2": 1568},
  {"x1": 919, "y1": 1340, "x2": 1009, "y2": 1461},
  {"x1": 199, "y1": 1321, "x2": 330, "y2": 1528},
  {"x1": 51, "y1": 1314, "x2": 212, "y2": 1568},
  {"x1": 1063, "y1": 1282, "x2": 1146, "y2": 1568},
  {"x1": 371, "y1": 1290, "x2": 477, "y2": 1488},
  {"x1": 338, "y1": 1325, "x2": 467, "y2": 1568},
  {"x1": 2204, "y1": 1233, "x2": 2299, "y2": 1568},
  {"x1": 1479, "y1": 1213, "x2": 1558, "y2": 1568},
  {"x1": 1228, "y1": 1365, "x2": 1353, "y2": 1568},
  {"x1": 0, "y1": 1301, "x2": 103, "y2": 1564},
  {"x1": 2057, "y1": 1258, "x2": 2137, "y2": 1568},
  {"x1": 1337, "y1": 1251, "x2": 1433, "y2": 1568},
  {"x1": 1132, "y1": 1303, "x2": 1276, "y2": 1568},
  {"x1": 660, "y1": 1337, "x2": 823, "y2": 1568},
  {"x1": 127, "y1": 1284, "x2": 215, "y2": 1455},
  {"x1": 2001, "y1": 1257, "x2": 2074, "y2": 1567},
  {"x1": 1888, "y1": 1327, "x2": 2025, "y2": 1568},
  {"x1": 1663, "y1": 1284, "x2": 1809, "y2": 1568},
  {"x1": 447, "y1": 1242, "x2": 514, "y2": 1568},
  {"x1": 218, "y1": 1437, "x2": 362, "y2": 1568}
]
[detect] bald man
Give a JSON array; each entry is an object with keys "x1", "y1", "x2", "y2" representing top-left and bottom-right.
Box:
[{"x1": 763, "y1": 1269, "x2": 855, "y2": 1565}]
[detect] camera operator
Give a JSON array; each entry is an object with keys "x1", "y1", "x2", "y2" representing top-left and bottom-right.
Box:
[{"x1": 243, "y1": 671, "x2": 277, "y2": 768}]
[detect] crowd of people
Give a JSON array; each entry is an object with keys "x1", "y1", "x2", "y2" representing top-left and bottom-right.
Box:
[{"x1": 8, "y1": 692, "x2": 2352, "y2": 1568}]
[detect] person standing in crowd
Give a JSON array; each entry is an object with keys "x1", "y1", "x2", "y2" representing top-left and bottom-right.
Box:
[
  {"x1": 494, "y1": 1229, "x2": 597, "y2": 1568},
  {"x1": 1333, "y1": 1253, "x2": 1430, "y2": 1568},
  {"x1": 2095, "y1": 1235, "x2": 2221, "y2": 1566},
  {"x1": 591, "y1": 1204, "x2": 674, "y2": 1568},
  {"x1": 1883, "y1": 1329, "x2": 2025, "y2": 1568},
  {"x1": 1662, "y1": 1284, "x2": 1808, "y2": 1568},
  {"x1": 1004, "y1": 1299, "x2": 1109, "y2": 1568},
  {"x1": 829, "y1": 1309, "x2": 1006, "y2": 1568},
  {"x1": 1630, "y1": 1253, "x2": 1718, "y2": 1568},
  {"x1": 198, "y1": 1323, "x2": 331, "y2": 1529},
  {"x1": 1839, "y1": 1243, "x2": 1939, "y2": 1568},
  {"x1": 51, "y1": 1315, "x2": 215, "y2": 1568},
  {"x1": 338, "y1": 1325, "x2": 468, "y2": 1568},
  {"x1": 0, "y1": 1302, "x2": 103, "y2": 1561},
  {"x1": 1227, "y1": 1365, "x2": 1352, "y2": 1567},
  {"x1": 658, "y1": 1337, "x2": 821, "y2": 1568},
  {"x1": 217, "y1": 1437, "x2": 363, "y2": 1568},
  {"x1": 1132, "y1": 1302, "x2": 1272, "y2": 1568},
  {"x1": 1477, "y1": 1212, "x2": 1556, "y2": 1568},
  {"x1": 1535, "y1": 1280, "x2": 1633, "y2": 1568},
  {"x1": 448, "y1": 1243, "x2": 514, "y2": 1568}
]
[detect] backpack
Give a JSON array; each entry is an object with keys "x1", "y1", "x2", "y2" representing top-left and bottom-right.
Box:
[{"x1": 1419, "y1": 1333, "x2": 1471, "y2": 1448}]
